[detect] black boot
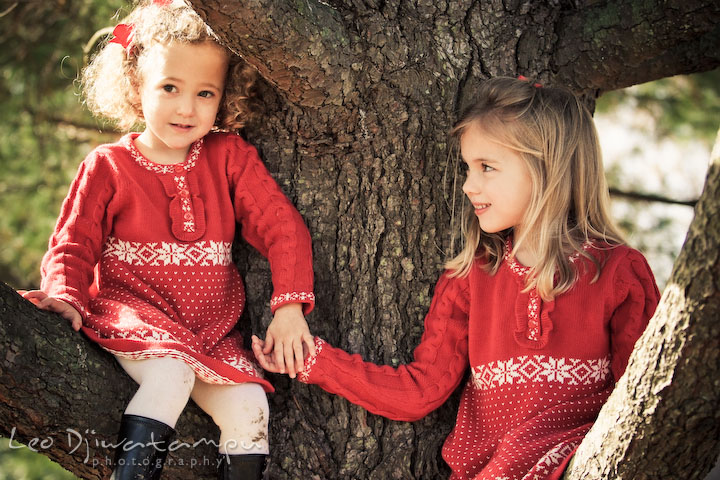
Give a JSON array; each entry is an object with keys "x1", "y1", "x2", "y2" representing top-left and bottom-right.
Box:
[
  {"x1": 217, "y1": 453, "x2": 268, "y2": 480},
  {"x1": 110, "y1": 414, "x2": 176, "y2": 480}
]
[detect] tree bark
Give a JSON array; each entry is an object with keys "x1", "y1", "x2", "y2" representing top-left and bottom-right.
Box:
[
  {"x1": 564, "y1": 130, "x2": 720, "y2": 480},
  {"x1": 2, "y1": 1, "x2": 719, "y2": 479},
  {"x1": 0, "y1": 283, "x2": 223, "y2": 479}
]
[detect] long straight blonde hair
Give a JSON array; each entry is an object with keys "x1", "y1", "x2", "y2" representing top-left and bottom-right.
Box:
[{"x1": 445, "y1": 77, "x2": 625, "y2": 300}]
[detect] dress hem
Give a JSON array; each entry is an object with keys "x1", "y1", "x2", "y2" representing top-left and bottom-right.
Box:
[{"x1": 81, "y1": 327, "x2": 274, "y2": 393}]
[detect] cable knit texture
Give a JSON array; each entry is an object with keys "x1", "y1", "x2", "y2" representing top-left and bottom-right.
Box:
[
  {"x1": 300, "y1": 244, "x2": 659, "y2": 479},
  {"x1": 41, "y1": 132, "x2": 315, "y2": 392}
]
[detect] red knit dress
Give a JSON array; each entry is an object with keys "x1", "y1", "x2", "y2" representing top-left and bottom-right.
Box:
[
  {"x1": 299, "y1": 243, "x2": 659, "y2": 479},
  {"x1": 40, "y1": 132, "x2": 314, "y2": 392}
]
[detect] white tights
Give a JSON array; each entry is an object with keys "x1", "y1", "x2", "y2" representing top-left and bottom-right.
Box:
[{"x1": 116, "y1": 356, "x2": 269, "y2": 455}]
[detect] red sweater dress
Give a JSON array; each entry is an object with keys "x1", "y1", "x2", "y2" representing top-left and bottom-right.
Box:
[
  {"x1": 299, "y1": 243, "x2": 659, "y2": 479},
  {"x1": 40, "y1": 132, "x2": 314, "y2": 392}
]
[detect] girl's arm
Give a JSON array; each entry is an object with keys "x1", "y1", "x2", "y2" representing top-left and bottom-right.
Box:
[
  {"x1": 254, "y1": 272, "x2": 470, "y2": 421},
  {"x1": 608, "y1": 248, "x2": 661, "y2": 380},
  {"x1": 37, "y1": 153, "x2": 116, "y2": 323},
  {"x1": 226, "y1": 135, "x2": 315, "y2": 376}
]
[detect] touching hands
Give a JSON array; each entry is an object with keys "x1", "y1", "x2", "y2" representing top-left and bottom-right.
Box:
[
  {"x1": 251, "y1": 302, "x2": 315, "y2": 378},
  {"x1": 251, "y1": 336, "x2": 283, "y2": 374},
  {"x1": 19, "y1": 290, "x2": 82, "y2": 331}
]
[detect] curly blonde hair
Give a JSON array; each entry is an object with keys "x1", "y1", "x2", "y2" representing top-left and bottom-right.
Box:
[
  {"x1": 82, "y1": 0, "x2": 259, "y2": 131},
  {"x1": 445, "y1": 77, "x2": 625, "y2": 301}
]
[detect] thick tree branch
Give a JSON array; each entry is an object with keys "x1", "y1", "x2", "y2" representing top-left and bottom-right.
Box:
[
  {"x1": 565, "y1": 130, "x2": 720, "y2": 479},
  {"x1": 553, "y1": 0, "x2": 720, "y2": 93},
  {"x1": 189, "y1": 0, "x2": 362, "y2": 109},
  {"x1": 0, "y1": 285, "x2": 221, "y2": 479}
]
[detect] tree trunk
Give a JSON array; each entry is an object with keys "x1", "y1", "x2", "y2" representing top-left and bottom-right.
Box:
[
  {"x1": 563, "y1": 131, "x2": 720, "y2": 480},
  {"x1": 1, "y1": 1, "x2": 719, "y2": 478}
]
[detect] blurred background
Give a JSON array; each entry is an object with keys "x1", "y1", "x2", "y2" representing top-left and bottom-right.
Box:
[{"x1": 1, "y1": 0, "x2": 718, "y2": 478}]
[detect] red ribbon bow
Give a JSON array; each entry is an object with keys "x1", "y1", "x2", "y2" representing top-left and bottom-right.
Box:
[
  {"x1": 108, "y1": 0, "x2": 171, "y2": 49},
  {"x1": 109, "y1": 23, "x2": 134, "y2": 49},
  {"x1": 517, "y1": 75, "x2": 543, "y2": 88}
]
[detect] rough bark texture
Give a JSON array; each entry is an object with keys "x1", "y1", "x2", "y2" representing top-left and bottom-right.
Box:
[
  {"x1": 1, "y1": 1, "x2": 719, "y2": 479},
  {"x1": 563, "y1": 132, "x2": 720, "y2": 480},
  {"x1": 0, "y1": 284, "x2": 221, "y2": 479}
]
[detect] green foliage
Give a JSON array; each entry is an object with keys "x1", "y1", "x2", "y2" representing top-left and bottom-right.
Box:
[
  {"x1": 597, "y1": 69, "x2": 720, "y2": 148},
  {"x1": 0, "y1": 0, "x2": 127, "y2": 288},
  {"x1": 595, "y1": 69, "x2": 718, "y2": 286},
  {"x1": 0, "y1": 438, "x2": 77, "y2": 480}
]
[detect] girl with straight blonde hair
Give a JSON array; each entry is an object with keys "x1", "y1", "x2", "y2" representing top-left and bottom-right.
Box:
[{"x1": 255, "y1": 76, "x2": 660, "y2": 480}]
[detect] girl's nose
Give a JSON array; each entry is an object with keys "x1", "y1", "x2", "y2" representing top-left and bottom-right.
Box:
[
  {"x1": 462, "y1": 175, "x2": 477, "y2": 195},
  {"x1": 177, "y1": 95, "x2": 195, "y2": 116}
]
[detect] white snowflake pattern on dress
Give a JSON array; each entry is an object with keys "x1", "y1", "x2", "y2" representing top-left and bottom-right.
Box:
[
  {"x1": 128, "y1": 138, "x2": 202, "y2": 174},
  {"x1": 270, "y1": 291, "x2": 316, "y2": 309},
  {"x1": 103, "y1": 237, "x2": 232, "y2": 267},
  {"x1": 472, "y1": 355, "x2": 610, "y2": 391},
  {"x1": 524, "y1": 441, "x2": 579, "y2": 479},
  {"x1": 298, "y1": 337, "x2": 325, "y2": 383}
]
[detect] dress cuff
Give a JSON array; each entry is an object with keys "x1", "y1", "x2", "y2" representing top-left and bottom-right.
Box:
[
  {"x1": 298, "y1": 337, "x2": 325, "y2": 383},
  {"x1": 270, "y1": 291, "x2": 315, "y2": 314}
]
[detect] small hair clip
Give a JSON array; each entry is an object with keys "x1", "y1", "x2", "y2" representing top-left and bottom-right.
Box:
[
  {"x1": 109, "y1": 23, "x2": 134, "y2": 50},
  {"x1": 517, "y1": 75, "x2": 543, "y2": 88}
]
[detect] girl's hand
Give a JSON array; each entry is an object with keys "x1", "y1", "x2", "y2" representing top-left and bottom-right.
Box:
[
  {"x1": 251, "y1": 335, "x2": 282, "y2": 373},
  {"x1": 18, "y1": 290, "x2": 82, "y2": 331},
  {"x1": 260, "y1": 303, "x2": 316, "y2": 378}
]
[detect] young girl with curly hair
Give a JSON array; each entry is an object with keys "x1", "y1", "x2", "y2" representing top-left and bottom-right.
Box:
[
  {"x1": 21, "y1": 1, "x2": 315, "y2": 478},
  {"x1": 254, "y1": 76, "x2": 660, "y2": 480}
]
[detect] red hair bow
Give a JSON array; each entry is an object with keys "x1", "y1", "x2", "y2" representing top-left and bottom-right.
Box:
[
  {"x1": 517, "y1": 75, "x2": 542, "y2": 88},
  {"x1": 108, "y1": 0, "x2": 171, "y2": 49},
  {"x1": 109, "y1": 23, "x2": 134, "y2": 49}
]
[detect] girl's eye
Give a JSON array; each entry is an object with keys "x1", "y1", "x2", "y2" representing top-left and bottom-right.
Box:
[
  {"x1": 162, "y1": 84, "x2": 177, "y2": 93},
  {"x1": 198, "y1": 91, "x2": 214, "y2": 98},
  {"x1": 481, "y1": 163, "x2": 494, "y2": 172}
]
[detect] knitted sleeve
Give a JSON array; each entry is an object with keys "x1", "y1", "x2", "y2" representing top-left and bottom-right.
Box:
[
  {"x1": 298, "y1": 272, "x2": 470, "y2": 421},
  {"x1": 40, "y1": 151, "x2": 117, "y2": 319},
  {"x1": 226, "y1": 135, "x2": 315, "y2": 314},
  {"x1": 609, "y1": 248, "x2": 661, "y2": 380}
]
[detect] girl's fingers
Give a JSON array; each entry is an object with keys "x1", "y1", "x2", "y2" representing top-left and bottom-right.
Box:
[
  {"x1": 26, "y1": 294, "x2": 82, "y2": 331},
  {"x1": 21, "y1": 290, "x2": 47, "y2": 300},
  {"x1": 261, "y1": 334, "x2": 275, "y2": 355},
  {"x1": 37, "y1": 296, "x2": 59, "y2": 311},
  {"x1": 284, "y1": 342, "x2": 296, "y2": 378},
  {"x1": 70, "y1": 315, "x2": 82, "y2": 331},
  {"x1": 293, "y1": 340, "x2": 304, "y2": 377},
  {"x1": 273, "y1": 340, "x2": 287, "y2": 375},
  {"x1": 21, "y1": 290, "x2": 47, "y2": 306},
  {"x1": 251, "y1": 340, "x2": 279, "y2": 373},
  {"x1": 302, "y1": 333, "x2": 316, "y2": 357}
]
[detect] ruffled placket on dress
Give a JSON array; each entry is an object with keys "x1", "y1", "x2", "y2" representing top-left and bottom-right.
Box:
[
  {"x1": 503, "y1": 239, "x2": 555, "y2": 349},
  {"x1": 127, "y1": 137, "x2": 207, "y2": 242}
]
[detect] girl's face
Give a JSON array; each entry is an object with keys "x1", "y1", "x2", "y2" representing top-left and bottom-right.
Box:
[
  {"x1": 460, "y1": 121, "x2": 534, "y2": 239},
  {"x1": 136, "y1": 41, "x2": 228, "y2": 162}
]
